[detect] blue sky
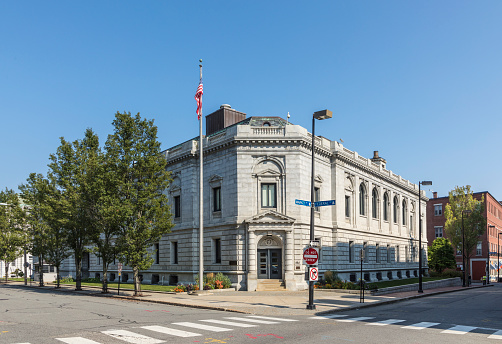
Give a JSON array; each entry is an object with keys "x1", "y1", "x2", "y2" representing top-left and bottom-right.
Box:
[{"x1": 1, "y1": 1, "x2": 501, "y2": 200}]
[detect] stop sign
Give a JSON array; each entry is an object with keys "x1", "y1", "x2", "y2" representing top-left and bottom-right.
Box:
[{"x1": 303, "y1": 247, "x2": 319, "y2": 265}]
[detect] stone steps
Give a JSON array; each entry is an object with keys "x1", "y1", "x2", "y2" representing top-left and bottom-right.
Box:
[{"x1": 257, "y1": 279, "x2": 286, "y2": 291}]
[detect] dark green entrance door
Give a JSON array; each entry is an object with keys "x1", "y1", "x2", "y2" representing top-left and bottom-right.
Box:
[{"x1": 257, "y1": 249, "x2": 282, "y2": 279}]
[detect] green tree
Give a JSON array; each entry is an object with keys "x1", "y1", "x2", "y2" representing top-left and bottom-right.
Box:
[
  {"x1": 428, "y1": 237, "x2": 456, "y2": 273},
  {"x1": 20, "y1": 173, "x2": 71, "y2": 288},
  {"x1": 444, "y1": 185, "x2": 486, "y2": 283},
  {"x1": 48, "y1": 129, "x2": 101, "y2": 290},
  {"x1": 106, "y1": 112, "x2": 173, "y2": 296},
  {"x1": 0, "y1": 189, "x2": 27, "y2": 282}
]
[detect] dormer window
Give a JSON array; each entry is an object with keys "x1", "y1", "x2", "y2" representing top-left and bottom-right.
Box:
[{"x1": 263, "y1": 122, "x2": 271, "y2": 127}]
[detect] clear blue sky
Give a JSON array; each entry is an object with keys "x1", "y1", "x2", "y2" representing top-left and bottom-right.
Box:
[{"x1": 1, "y1": 1, "x2": 501, "y2": 200}]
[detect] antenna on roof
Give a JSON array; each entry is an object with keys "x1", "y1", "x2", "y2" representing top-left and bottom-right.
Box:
[{"x1": 286, "y1": 112, "x2": 290, "y2": 124}]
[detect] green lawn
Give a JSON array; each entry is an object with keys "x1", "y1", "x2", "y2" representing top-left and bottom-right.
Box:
[{"x1": 51, "y1": 281, "x2": 177, "y2": 292}]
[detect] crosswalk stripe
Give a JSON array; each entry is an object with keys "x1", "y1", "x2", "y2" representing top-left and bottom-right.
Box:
[
  {"x1": 224, "y1": 316, "x2": 279, "y2": 324},
  {"x1": 56, "y1": 338, "x2": 101, "y2": 344},
  {"x1": 441, "y1": 325, "x2": 477, "y2": 334},
  {"x1": 367, "y1": 319, "x2": 406, "y2": 326},
  {"x1": 201, "y1": 319, "x2": 257, "y2": 327},
  {"x1": 247, "y1": 315, "x2": 298, "y2": 322},
  {"x1": 102, "y1": 329, "x2": 164, "y2": 344},
  {"x1": 336, "y1": 317, "x2": 375, "y2": 323},
  {"x1": 401, "y1": 322, "x2": 440, "y2": 330},
  {"x1": 141, "y1": 325, "x2": 201, "y2": 337},
  {"x1": 488, "y1": 330, "x2": 502, "y2": 339},
  {"x1": 171, "y1": 322, "x2": 232, "y2": 332},
  {"x1": 310, "y1": 314, "x2": 348, "y2": 320}
]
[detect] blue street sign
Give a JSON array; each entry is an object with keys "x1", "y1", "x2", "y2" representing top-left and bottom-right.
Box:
[
  {"x1": 295, "y1": 199, "x2": 311, "y2": 207},
  {"x1": 314, "y1": 200, "x2": 336, "y2": 207}
]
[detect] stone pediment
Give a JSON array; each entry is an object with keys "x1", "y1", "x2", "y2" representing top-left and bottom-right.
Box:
[{"x1": 245, "y1": 210, "x2": 295, "y2": 224}]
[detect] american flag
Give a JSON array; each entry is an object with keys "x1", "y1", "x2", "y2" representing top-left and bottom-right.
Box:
[{"x1": 195, "y1": 78, "x2": 203, "y2": 120}]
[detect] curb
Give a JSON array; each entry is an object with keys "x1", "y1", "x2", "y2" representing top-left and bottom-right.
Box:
[{"x1": 315, "y1": 284, "x2": 493, "y2": 315}]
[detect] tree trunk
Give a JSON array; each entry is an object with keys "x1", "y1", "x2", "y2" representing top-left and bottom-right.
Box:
[
  {"x1": 133, "y1": 266, "x2": 142, "y2": 297},
  {"x1": 102, "y1": 261, "x2": 108, "y2": 294},
  {"x1": 75, "y1": 256, "x2": 82, "y2": 291},
  {"x1": 4, "y1": 263, "x2": 9, "y2": 282},
  {"x1": 39, "y1": 255, "x2": 44, "y2": 287},
  {"x1": 56, "y1": 266, "x2": 60, "y2": 288}
]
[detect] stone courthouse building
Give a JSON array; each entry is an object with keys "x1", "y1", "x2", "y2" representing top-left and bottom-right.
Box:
[
  {"x1": 71, "y1": 105, "x2": 428, "y2": 291},
  {"x1": 148, "y1": 104, "x2": 429, "y2": 291}
]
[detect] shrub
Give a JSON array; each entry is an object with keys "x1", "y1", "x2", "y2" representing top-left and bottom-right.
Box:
[
  {"x1": 214, "y1": 272, "x2": 232, "y2": 288},
  {"x1": 429, "y1": 268, "x2": 462, "y2": 278},
  {"x1": 174, "y1": 285, "x2": 186, "y2": 292},
  {"x1": 82, "y1": 277, "x2": 101, "y2": 283},
  {"x1": 323, "y1": 271, "x2": 339, "y2": 285},
  {"x1": 60, "y1": 276, "x2": 75, "y2": 283}
]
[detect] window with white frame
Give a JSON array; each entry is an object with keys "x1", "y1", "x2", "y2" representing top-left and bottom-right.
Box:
[
  {"x1": 345, "y1": 195, "x2": 351, "y2": 218},
  {"x1": 383, "y1": 192, "x2": 389, "y2": 221},
  {"x1": 372, "y1": 188, "x2": 378, "y2": 219},
  {"x1": 359, "y1": 184, "x2": 366, "y2": 216},
  {"x1": 477, "y1": 241, "x2": 482, "y2": 256},
  {"x1": 435, "y1": 226, "x2": 443, "y2": 238},
  {"x1": 261, "y1": 183, "x2": 276, "y2": 208},
  {"x1": 434, "y1": 204, "x2": 442, "y2": 216}
]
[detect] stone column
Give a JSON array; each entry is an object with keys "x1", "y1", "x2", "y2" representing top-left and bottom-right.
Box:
[
  {"x1": 247, "y1": 229, "x2": 257, "y2": 291},
  {"x1": 285, "y1": 228, "x2": 296, "y2": 290}
]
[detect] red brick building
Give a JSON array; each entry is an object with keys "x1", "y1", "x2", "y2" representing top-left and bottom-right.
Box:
[{"x1": 427, "y1": 191, "x2": 502, "y2": 282}]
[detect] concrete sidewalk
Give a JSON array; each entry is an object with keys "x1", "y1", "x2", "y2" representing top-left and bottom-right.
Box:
[{"x1": 0, "y1": 281, "x2": 492, "y2": 316}]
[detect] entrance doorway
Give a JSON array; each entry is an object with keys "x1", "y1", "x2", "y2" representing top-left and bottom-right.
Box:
[{"x1": 257, "y1": 249, "x2": 282, "y2": 279}]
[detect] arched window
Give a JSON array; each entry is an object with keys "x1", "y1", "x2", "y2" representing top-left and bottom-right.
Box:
[
  {"x1": 359, "y1": 184, "x2": 366, "y2": 216},
  {"x1": 402, "y1": 200, "x2": 407, "y2": 225},
  {"x1": 372, "y1": 188, "x2": 378, "y2": 219},
  {"x1": 393, "y1": 196, "x2": 398, "y2": 223},
  {"x1": 383, "y1": 193, "x2": 389, "y2": 221}
]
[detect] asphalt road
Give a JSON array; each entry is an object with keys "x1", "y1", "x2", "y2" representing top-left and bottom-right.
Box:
[{"x1": 1, "y1": 283, "x2": 501, "y2": 343}]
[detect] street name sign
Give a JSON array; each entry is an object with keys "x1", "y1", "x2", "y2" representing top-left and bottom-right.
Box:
[
  {"x1": 303, "y1": 247, "x2": 319, "y2": 265},
  {"x1": 314, "y1": 200, "x2": 336, "y2": 207},
  {"x1": 295, "y1": 199, "x2": 311, "y2": 207},
  {"x1": 309, "y1": 267, "x2": 318, "y2": 281}
]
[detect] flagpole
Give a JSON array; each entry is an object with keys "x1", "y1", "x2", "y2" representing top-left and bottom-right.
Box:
[{"x1": 198, "y1": 60, "x2": 204, "y2": 292}]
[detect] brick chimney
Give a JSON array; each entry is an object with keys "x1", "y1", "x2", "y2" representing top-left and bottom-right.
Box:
[
  {"x1": 370, "y1": 151, "x2": 387, "y2": 169},
  {"x1": 433, "y1": 192, "x2": 438, "y2": 199},
  {"x1": 205, "y1": 104, "x2": 246, "y2": 136}
]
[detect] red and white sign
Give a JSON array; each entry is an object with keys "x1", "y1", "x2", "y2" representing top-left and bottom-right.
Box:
[
  {"x1": 309, "y1": 267, "x2": 318, "y2": 281},
  {"x1": 303, "y1": 247, "x2": 319, "y2": 265}
]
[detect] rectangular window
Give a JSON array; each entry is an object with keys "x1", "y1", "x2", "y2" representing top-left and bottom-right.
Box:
[
  {"x1": 174, "y1": 196, "x2": 181, "y2": 218},
  {"x1": 213, "y1": 238, "x2": 221, "y2": 264},
  {"x1": 171, "y1": 241, "x2": 178, "y2": 264},
  {"x1": 261, "y1": 183, "x2": 276, "y2": 208},
  {"x1": 396, "y1": 245, "x2": 400, "y2": 262},
  {"x1": 349, "y1": 241, "x2": 354, "y2": 263},
  {"x1": 376, "y1": 244, "x2": 380, "y2": 263},
  {"x1": 314, "y1": 187, "x2": 320, "y2": 212},
  {"x1": 345, "y1": 196, "x2": 350, "y2": 218},
  {"x1": 435, "y1": 226, "x2": 443, "y2": 238},
  {"x1": 477, "y1": 241, "x2": 482, "y2": 256},
  {"x1": 363, "y1": 242, "x2": 368, "y2": 263},
  {"x1": 434, "y1": 204, "x2": 442, "y2": 216},
  {"x1": 96, "y1": 255, "x2": 101, "y2": 266},
  {"x1": 213, "y1": 187, "x2": 221, "y2": 212},
  {"x1": 154, "y1": 243, "x2": 160, "y2": 264}
]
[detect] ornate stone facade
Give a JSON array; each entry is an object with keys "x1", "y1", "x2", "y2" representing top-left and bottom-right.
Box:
[{"x1": 72, "y1": 107, "x2": 428, "y2": 290}]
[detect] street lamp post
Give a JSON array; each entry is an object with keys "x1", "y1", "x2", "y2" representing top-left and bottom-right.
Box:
[
  {"x1": 307, "y1": 109, "x2": 332, "y2": 311},
  {"x1": 488, "y1": 225, "x2": 495, "y2": 284},
  {"x1": 462, "y1": 209, "x2": 472, "y2": 287},
  {"x1": 418, "y1": 181, "x2": 432, "y2": 293}
]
